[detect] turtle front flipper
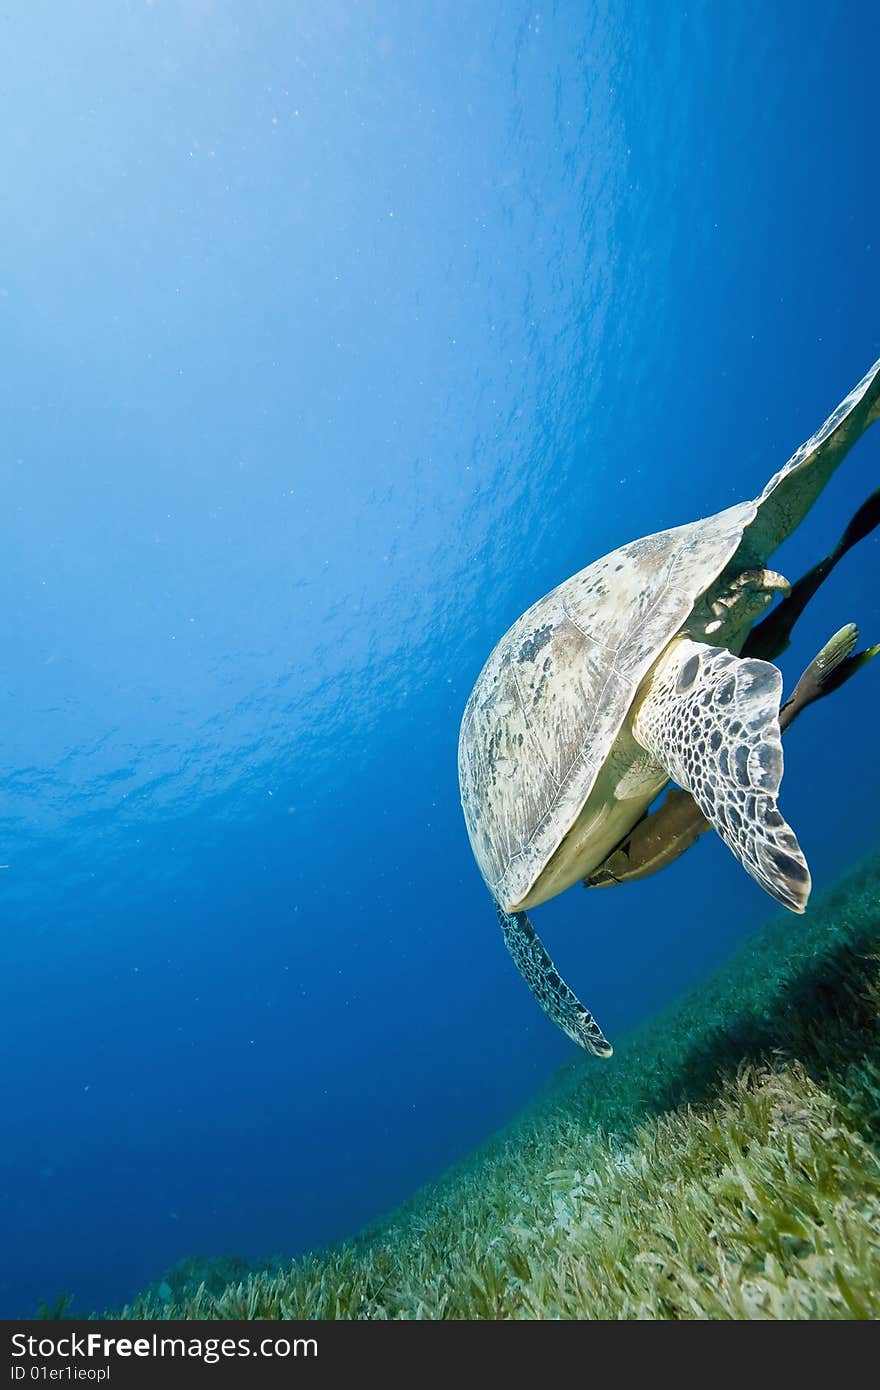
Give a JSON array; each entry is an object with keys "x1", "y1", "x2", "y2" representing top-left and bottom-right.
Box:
[
  {"x1": 495, "y1": 903, "x2": 613, "y2": 1057},
  {"x1": 739, "y1": 356, "x2": 880, "y2": 565},
  {"x1": 745, "y1": 487, "x2": 880, "y2": 661},
  {"x1": 632, "y1": 637, "x2": 811, "y2": 913}
]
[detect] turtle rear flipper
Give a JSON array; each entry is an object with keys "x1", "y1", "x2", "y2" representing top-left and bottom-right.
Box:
[
  {"x1": 632, "y1": 637, "x2": 811, "y2": 913},
  {"x1": 589, "y1": 623, "x2": 879, "y2": 892}
]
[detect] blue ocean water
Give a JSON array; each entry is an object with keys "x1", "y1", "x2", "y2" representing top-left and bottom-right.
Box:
[{"x1": 1, "y1": 0, "x2": 878, "y2": 1317}]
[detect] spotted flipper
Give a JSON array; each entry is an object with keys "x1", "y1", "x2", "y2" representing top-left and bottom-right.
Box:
[
  {"x1": 496, "y1": 903, "x2": 613, "y2": 1056},
  {"x1": 632, "y1": 637, "x2": 811, "y2": 912},
  {"x1": 586, "y1": 624, "x2": 878, "y2": 892}
]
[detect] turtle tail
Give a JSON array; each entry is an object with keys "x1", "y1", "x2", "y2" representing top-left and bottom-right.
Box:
[{"x1": 495, "y1": 902, "x2": 613, "y2": 1057}]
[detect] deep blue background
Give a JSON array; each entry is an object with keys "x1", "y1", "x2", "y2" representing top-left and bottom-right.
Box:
[{"x1": 1, "y1": 1, "x2": 878, "y2": 1316}]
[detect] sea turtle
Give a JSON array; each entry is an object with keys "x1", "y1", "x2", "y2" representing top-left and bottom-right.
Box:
[{"x1": 458, "y1": 358, "x2": 880, "y2": 1055}]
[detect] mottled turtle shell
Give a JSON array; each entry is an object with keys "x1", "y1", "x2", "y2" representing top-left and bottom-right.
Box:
[
  {"x1": 458, "y1": 503, "x2": 754, "y2": 910},
  {"x1": 459, "y1": 357, "x2": 880, "y2": 912}
]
